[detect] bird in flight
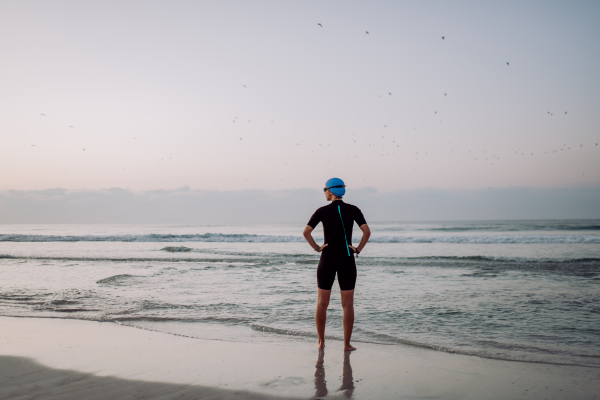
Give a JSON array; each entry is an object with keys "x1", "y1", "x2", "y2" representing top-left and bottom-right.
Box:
[
  {"x1": 388, "y1": 92, "x2": 392, "y2": 95},
  {"x1": 565, "y1": 112, "x2": 567, "y2": 114},
  {"x1": 82, "y1": 148, "x2": 86, "y2": 151},
  {"x1": 366, "y1": 31, "x2": 369, "y2": 34},
  {"x1": 239, "y1": 138, "x2": 242, "y2": 140},
  {"x1": 318, "y1": 23, "x2": 322, "y2": 27},
  {"x1": 243, "y1": 85, "x2": 247, "y2": 88},
  {"x1": 70, "y1": 126, "x2": 74, "y2": 128},
  {"x1": 435, "y1": 111, "x2": 437, "y2": 114},
  {"x1": 39, "y1": 114, "x2": 46, "y2": 116},
  {"x1": 444, "y1": 93, "x2": 447, "y2": 96},
  {"x1": 31, "y1": 145, "x2": 36, "y2": 147},
  {"x1": 507, "y1": 62, "x2": 509, "y2": 66},
  {"x1": 441, "y1": 36, "x2": 445, "y2": 40}
]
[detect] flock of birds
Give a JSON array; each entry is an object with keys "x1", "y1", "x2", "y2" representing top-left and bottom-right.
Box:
[
  {"x1": 36, "y1": 114, "x2": 84, "y2": 150},
  {"x1": 227, "y1": 24, "x2": 597, "y2": 178},
  {"x1": 30, "y1": 23, "x2": 597, "y2": 181}
]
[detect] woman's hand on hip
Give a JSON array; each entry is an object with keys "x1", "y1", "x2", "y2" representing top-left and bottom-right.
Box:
[
  {"x1": 316, "y1": 244, "x2": 328, "y2": 252},
  {"x1": 348, "y1": 245, "x2": 359, "y2": 254}
]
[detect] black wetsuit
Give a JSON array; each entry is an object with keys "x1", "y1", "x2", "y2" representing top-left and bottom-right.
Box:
[{"x1": 307, "y1": 200, "x2": 367, "y2": 290}]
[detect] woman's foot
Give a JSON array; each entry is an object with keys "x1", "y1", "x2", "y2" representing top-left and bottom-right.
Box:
[
  {"x1": 344, "y1": 344, "x2": 357, "y2": 351},
  {"x1": 317, "y1": 340, "x2": 325, "y2": 349}
]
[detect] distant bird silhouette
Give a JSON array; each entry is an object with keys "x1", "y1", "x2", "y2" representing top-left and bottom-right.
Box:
[
  {"x1": 444, "y1": 93, "x2": 447, "y2": 96},
  {"x1": 31, "y1": 145, "x2": 36, "y2": 147},
  {"x1": 39, "y1": 114, "x2": 45, "y2": 116},
  {"x1": 565, "y1": 112, "x2": 567, "y2": 114},
  {"x1": 388, "y1": 92, "x2": 392, "y2": 95},
  {"x1": 318, "y1": 23, "x2": 322, "y2": 27},
  {"x1": 70, "y1": 126, "x2": 74, "y2": 128},
  {"x1": 243, "y1": 85, "x2": 247, "y2": 88},
  {"x1": 82, "y1": 148, "x2": 86, "y2": 151},
  {"x1": 365, "y1": 31, "x2": 369, "y2": 34},
  {"x1": 441, "y1": 36, "x2": 445, "y2": 40},
  {"x1": 507, "y1": 62, "x2": 509, "y2": 66},
  {"x1": 384, "y1": 125, "x2": 387, "y2": 128},
  {"x1": 435, "y1": 111, "x2": 437, "y2": 114},
  {"x1": 239, "y1": 138, "x2": 242, "y2": 140},
  {"x1": 233, "y1": 120, "x2": 236, "y2": 123}
]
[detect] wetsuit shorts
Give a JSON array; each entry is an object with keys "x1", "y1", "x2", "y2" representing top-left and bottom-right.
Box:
[{"x1": 317, "y1": 251, "x2": 357, "y2": 291}]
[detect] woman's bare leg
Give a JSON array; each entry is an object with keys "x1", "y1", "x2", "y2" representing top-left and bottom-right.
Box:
[
  {"x1": 316, "y1": 289, "x2": 331, "y2": 348},
  {"x1": 341, "y1": 290, "x2": 356, "y2": 351}
]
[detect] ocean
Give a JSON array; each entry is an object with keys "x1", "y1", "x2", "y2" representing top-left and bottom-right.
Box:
[{"x1": 1, "y1": 220, "x2": 599, "y2": 368}]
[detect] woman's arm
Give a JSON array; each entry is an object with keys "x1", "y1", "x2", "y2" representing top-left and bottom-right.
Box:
[
  {"x1": 303, "y1": 225, "x2": 328, "y2": 252},
  {"x1": 349, "y1": 224, "x2": 370, "y2": 255}
]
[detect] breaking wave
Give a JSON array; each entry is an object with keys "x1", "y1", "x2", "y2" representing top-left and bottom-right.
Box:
[
  {"x1": 161, "y1": 246, "x2": 193, "y2": 252},
  {"x1": 96, "y1": 274, "x2": 136, "y2": 285},
  {"x1": 2, "y1": 233, "x2": 599, "y2": 244}
]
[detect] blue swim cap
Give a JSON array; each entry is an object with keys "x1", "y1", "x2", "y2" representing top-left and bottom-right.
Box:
[{"x1": 325, "y1": 177, "x2": 346, "y2": 197}]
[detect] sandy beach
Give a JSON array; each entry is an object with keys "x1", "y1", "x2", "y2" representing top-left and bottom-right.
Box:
[{"x1": 1, "y1": 316, "x2": 598, "y2": 399}]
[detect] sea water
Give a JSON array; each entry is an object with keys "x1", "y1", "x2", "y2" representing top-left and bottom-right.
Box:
[{"x1": 1, "y1": 220, "x2": 599, "y2": 367}]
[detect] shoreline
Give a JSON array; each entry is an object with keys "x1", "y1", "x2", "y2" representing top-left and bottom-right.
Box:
[{"x1": 1, "y1": 316, "x2": 599, "y2": 399}]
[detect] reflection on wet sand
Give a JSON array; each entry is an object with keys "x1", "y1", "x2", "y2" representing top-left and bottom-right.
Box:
[
  {"x1": 314, "y1": 349, "x2": 354, "y2": 399},
  {"x1": 339, "y1": 351, "x2": 355, "y2": 397},
  {"x1": 314, "y1": 349, "x2": 328, "y2": 398}
]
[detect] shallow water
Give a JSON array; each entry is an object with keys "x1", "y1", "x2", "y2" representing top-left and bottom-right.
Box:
[{"x1": 1, "y1": 220, "x2": 599, "y2": 367}]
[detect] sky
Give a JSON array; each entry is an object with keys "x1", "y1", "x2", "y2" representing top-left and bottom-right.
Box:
[{"x1": 1, "y1": 0, "x2": 599, "y2": 194}]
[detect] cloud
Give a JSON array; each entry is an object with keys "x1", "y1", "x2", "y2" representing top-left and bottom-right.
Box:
[{"x1": 1, "y1": 186, "x2": 599, "y2": 224}]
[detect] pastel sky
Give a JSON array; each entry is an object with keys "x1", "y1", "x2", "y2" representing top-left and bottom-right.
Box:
[{"x1": 1, "y1": 0, "x2": 599, "y2": 192}]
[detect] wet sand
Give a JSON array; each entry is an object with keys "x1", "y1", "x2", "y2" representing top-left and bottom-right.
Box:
[{"x1": 1, "y1": 316, "x2": 598, "y2": 399}]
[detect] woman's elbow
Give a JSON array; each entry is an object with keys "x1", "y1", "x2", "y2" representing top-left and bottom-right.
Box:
[
  {"x1": 362, "y1": 227, "x2": 371, "y2": 238},
  {"x1": 303, "y1": 226, "x2": 313, "y2": 237}
]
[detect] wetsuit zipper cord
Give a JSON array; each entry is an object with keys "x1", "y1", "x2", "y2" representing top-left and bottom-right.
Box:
[{"x1": 338, "y1": 205, "x2": 351, "y2": 256}]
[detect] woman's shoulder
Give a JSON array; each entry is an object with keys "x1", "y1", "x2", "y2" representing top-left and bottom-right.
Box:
[
  {"x1": 342, "y1": 202, "x2": 362, "y2": 212},
  {"x1": 313, "y1": 204, "x2": 331, "y2": 213}
]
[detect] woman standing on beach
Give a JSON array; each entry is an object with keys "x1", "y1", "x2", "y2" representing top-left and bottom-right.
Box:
[{"x1": 303, "y1": 178, "x2": 371, "y2": 351}]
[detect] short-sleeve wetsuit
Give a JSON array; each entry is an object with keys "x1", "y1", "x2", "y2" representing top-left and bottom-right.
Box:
[{"x1": 307, "y1": 199, "x2": 367, "y2": 290}]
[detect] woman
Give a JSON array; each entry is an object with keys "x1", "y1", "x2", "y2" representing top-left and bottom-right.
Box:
[{"x1": 303, "y1": 178, "x2": 371, "y2": 351}]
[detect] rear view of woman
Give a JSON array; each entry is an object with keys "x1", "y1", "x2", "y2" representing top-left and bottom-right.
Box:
[{"x1": 303, "y1": 178, "x2": 371, "y2": 351}]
